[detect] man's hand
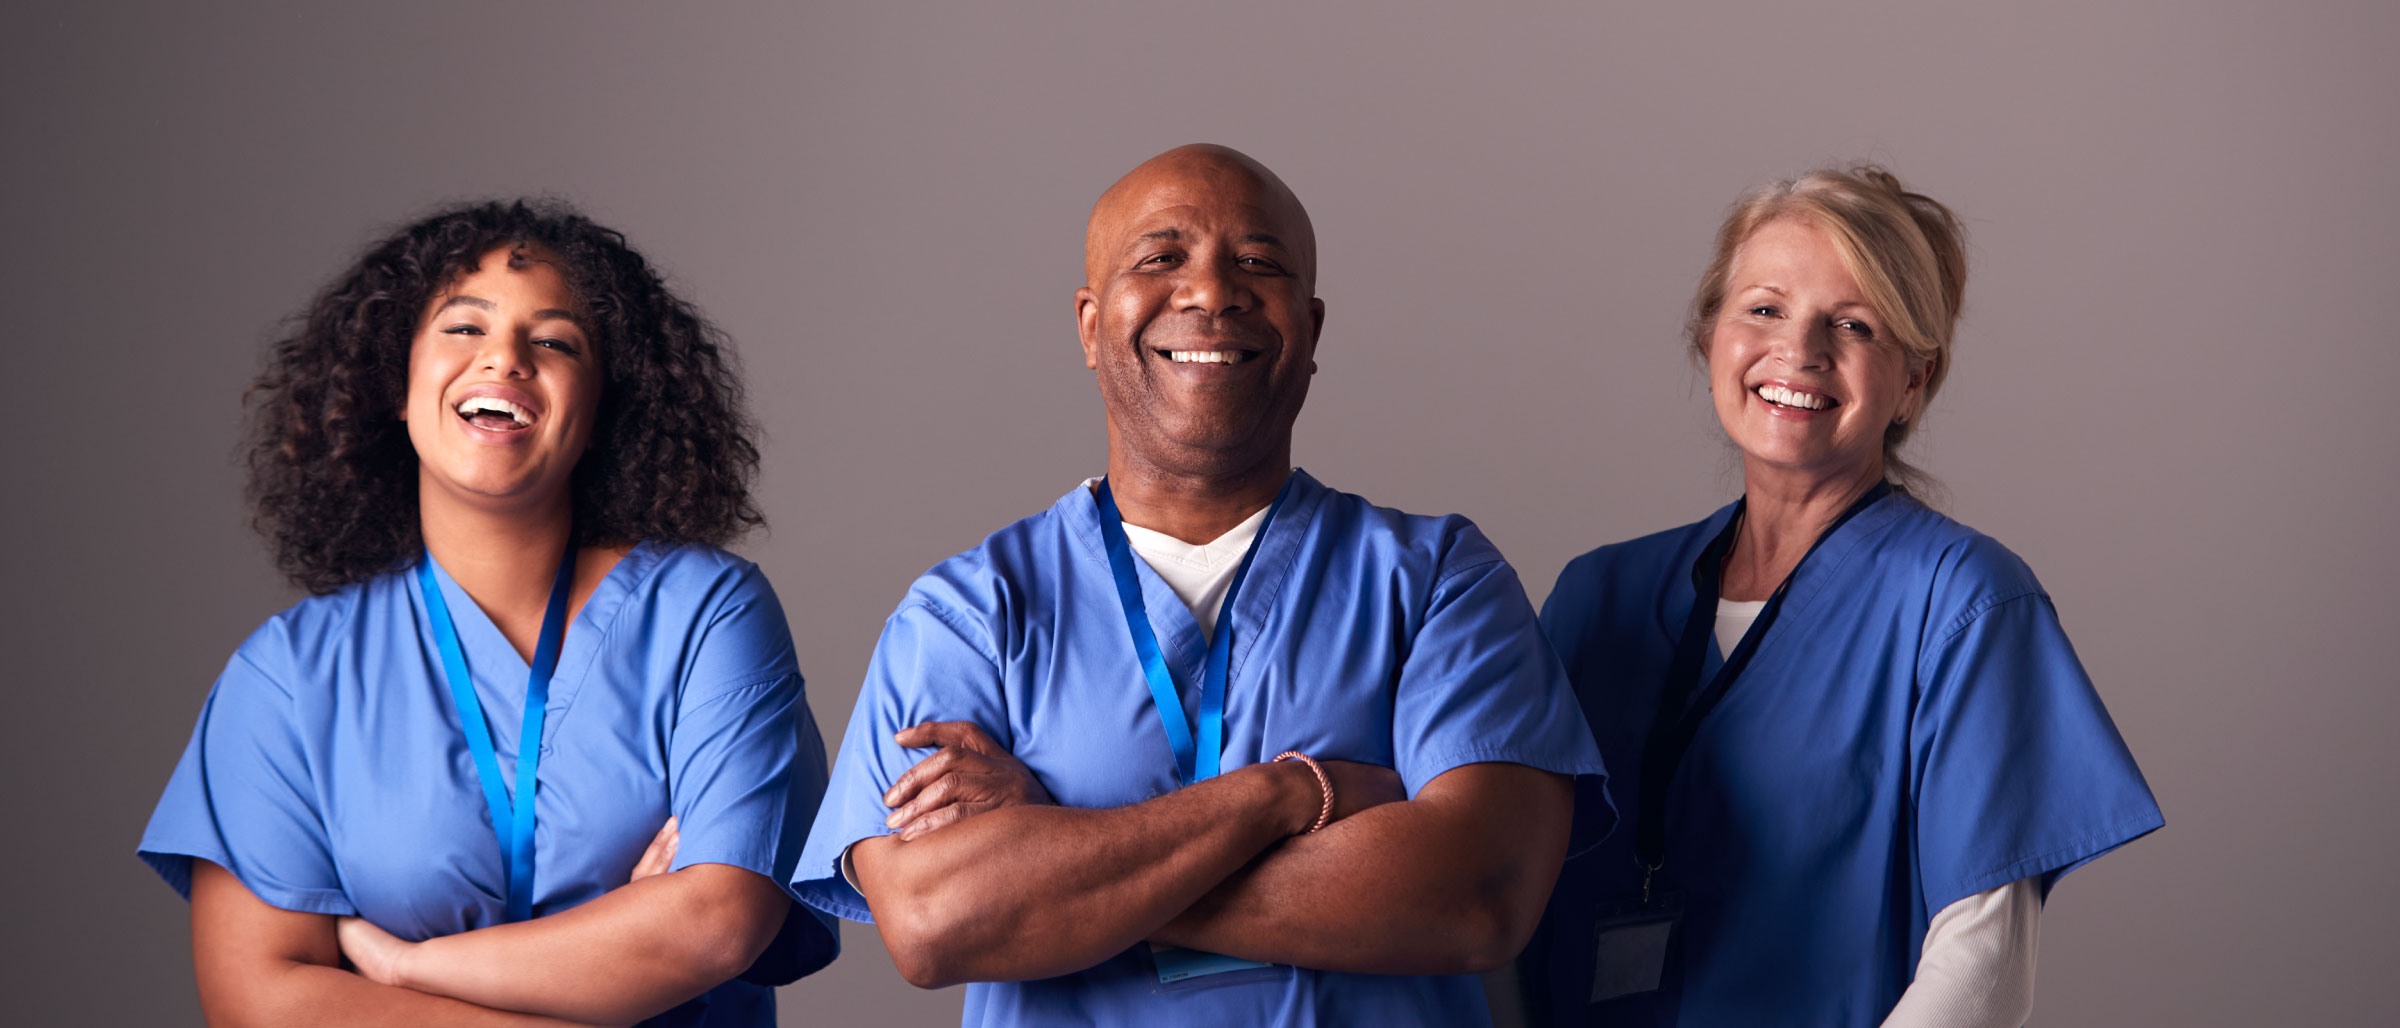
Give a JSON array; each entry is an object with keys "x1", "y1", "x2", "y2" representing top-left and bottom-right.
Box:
[{"x1": 885, "y1": 721, "x2": 1055, "y2": 840}]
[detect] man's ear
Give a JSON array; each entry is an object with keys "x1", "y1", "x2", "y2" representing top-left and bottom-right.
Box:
[
  {"x1": 1308, "y1": 296, "x2": 1326, "y2": 373},
  {"x1": 1075, "y1": 286, "x2": 1102, "y2": 370}
]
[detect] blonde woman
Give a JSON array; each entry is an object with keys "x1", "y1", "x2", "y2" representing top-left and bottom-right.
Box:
[{"x1": 1517, "y1": 168, "x2": 2161, "y2": 1027}]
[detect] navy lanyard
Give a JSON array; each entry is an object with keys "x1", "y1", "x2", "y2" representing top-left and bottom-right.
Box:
[
  {"x1": 416, "y1": 547, "x2": 577, "y2": 923},
  {"x1": 1634, "y1": 482, "x2": 1890, "y2": 901},
  {"x1": 1094, "y1": 475, "x2": 1292, "y2": 786}
]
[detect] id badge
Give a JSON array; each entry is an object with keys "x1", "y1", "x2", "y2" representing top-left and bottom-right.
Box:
[
  {"x1": 1589, "y1": 896, "x2": 1681, "y2": 1004},
  {"x1": 1149, "y1": 942, "x2": 1282, "y2": 988}
]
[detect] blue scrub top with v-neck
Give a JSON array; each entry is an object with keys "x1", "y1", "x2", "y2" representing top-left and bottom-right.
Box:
[
  {"x1": 1520, "y1": 490, "x2": 2163, "y2": 1027},
  {"x1": 795, "y1": 470, "x2": 1610, "y2": 1028},
  {"x1": 139, "y1": 541, "x2": 838, "y2": 1027}
]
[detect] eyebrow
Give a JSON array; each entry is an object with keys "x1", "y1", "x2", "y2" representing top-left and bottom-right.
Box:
[
  {"x1": 1133, "y1": 228, "x2": 1289, "y2": 248},
  {"x1": 432, "y1": 295, "x2": 581, "y2": 325}
]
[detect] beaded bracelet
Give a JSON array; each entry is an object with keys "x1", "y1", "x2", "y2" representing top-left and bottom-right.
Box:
[{"x1": 1272, "y1": 750, "x2": 1334, "y2": 834}]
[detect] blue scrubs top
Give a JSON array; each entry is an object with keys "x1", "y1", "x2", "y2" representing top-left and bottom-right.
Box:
[
  {"x1": 139, "y1": 542, "x2": 839, "y2": 1027},
  {"x1": 795, "y1": 470, "x2": 1609, "y2": 1027},
  {"x1": 1520, "y1": 491, "x2": 2162, "y2": 1027}
]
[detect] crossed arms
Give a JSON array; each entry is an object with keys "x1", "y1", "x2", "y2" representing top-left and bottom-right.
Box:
[
  {"x1": 848, "y1": 721, "x2": 1575, "y2": 989},
  {"x1": 189, "y1": 822, "x2": 790, "y2": 1028}
]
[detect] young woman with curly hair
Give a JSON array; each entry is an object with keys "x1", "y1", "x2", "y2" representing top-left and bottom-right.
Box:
[{"x1": 139, "y1": 200, "x2": 837, "y2": 1027}]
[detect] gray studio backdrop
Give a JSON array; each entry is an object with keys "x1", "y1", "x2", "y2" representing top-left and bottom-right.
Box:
[{"x1": 4, "y1": 2, "x2": 2393, "y2": 1024}]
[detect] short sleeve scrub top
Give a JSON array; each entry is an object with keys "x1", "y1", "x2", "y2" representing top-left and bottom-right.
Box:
[
  {"x1": 139, "y1": 542, "x2": 839, "y2": 1028},
  {"x1": 1522, "y1": 489, "x2": 2163, "y2": 1027}
]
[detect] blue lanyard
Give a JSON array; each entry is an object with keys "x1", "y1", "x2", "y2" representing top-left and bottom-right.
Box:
[
  {"x1": 415, "y1": 548, "x2": 577, "y2": 923},
  {"x1": 1634, "y1": 481, "x2": 1890, "y2": 899},
  {"x1": 1094, "y1": 475, "x2": 1292, "y2": 786}
]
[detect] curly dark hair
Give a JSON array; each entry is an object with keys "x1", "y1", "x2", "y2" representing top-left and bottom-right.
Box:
[{"x1": 247, "y1": 199, "x2": 764, "y2": 593}]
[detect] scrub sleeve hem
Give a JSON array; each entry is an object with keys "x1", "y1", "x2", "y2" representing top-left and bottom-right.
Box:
[
  {"x1": 1923, "y1": 810, "x2": 2166, "y2": 915},
  {"x1": 138, "y1": 849, "x2": 358, "y2": 916},
  {"x1": 793, "y1": 839, "x2": 884, "y2": 924},
  {"x1": 1407, "y1": 747, "x2": 1617, "y2": 861},
  {"x1": 1404, "y1": 745, "x2": 1610, "y2": 794}
]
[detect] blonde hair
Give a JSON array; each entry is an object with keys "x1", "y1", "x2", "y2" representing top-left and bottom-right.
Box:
[{"x1": 1686, "y1": 165, "x2": 1968, "y2": 495}]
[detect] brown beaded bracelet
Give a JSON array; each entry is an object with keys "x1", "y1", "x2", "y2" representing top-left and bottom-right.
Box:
[{"x1": 1272, "y1": 750, "x2": 1334, "y2": 834}]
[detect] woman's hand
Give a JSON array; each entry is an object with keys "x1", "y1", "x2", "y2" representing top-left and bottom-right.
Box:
[
  {"x1": 329, "y1": 817, "x2": 676, "y2": 994},
  {"x1": 629, "y1": 817, "x2": 678, "y2": 883},
  {"x1": 884, "y1": 721, "x2": 1055, "y2": 840},
  {"x1": 335, "y1": 915, "x2": 415, "y2": 988}
]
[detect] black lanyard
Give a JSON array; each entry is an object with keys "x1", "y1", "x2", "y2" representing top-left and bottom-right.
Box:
[{"x1": 1633, "y1": 481, "x2": 1890, "y2": 902}]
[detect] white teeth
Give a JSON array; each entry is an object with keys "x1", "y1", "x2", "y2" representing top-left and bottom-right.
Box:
[
  {"x1": 1755, "y1": 385, "x2": 1830, "y2": 411},
  {"x1": 1168, "y1": 350, "x2": 1247, "y2": 364},
  {"x1": 455, "y1": 396, "x2": 533, "y2": 427}
]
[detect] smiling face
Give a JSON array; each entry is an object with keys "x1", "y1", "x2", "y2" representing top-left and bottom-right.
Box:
[
  {"x1": 1075, "y1": 147, "x2": 1324, "y2": 479},
  {"x1": 402, "y1": 245, "x2": 601, "y2": 516},
  {"x1": 1706, "y1": 217, "x2": 1932, "y2": 488}
]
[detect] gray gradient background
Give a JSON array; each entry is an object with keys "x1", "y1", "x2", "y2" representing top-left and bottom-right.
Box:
[{"x1": 4, "y1": 2, "x2": 2393, "y2": 1024}]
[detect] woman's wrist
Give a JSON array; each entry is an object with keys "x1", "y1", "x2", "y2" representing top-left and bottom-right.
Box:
[{"x1": 381, "y1": 931, "x2": 428, "y2": 991}]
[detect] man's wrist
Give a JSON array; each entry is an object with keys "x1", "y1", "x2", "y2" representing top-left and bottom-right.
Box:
[{"x1": 1255, "y1": 758, "x2": 1321, "y2": 837}]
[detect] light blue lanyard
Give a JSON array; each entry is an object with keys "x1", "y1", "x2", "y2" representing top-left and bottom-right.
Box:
[
  {"x1": 1094, "y1": 476, "x2": 1291, "y2": 786},
  {"x1": 415, "y1": 549, "x2": 577, "y2": 923}
]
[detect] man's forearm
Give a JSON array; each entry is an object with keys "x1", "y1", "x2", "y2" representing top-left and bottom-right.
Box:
[
  {"x1": 1149, "y1": 763, "x2": 1574, "y2": 975},
  {"x1": 391, "y1": 865, "x2": 788, "y2": 1024},
  {"x1": 854, "y1": 758, "x2": 1320, "y2": 987}
]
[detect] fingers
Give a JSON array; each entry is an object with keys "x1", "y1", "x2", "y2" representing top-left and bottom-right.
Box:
[
  {"x1": 897, "y1": 802, "x2": 982, "y2": 842},
  {"x1": 884, "y1": 745, "x2": 969, "y2": 808},
  {"x1": 886, "y1": 767, "x2": 976, "y2": 832},
  {"x1": 894, "y1": 720, "x2": 1003, "y2": 756},
  {"x1": 630, "y1": 817, "x2": 679, "y2": 882}
]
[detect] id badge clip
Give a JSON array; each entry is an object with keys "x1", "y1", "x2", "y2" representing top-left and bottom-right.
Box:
[{"x1": 1589, "y1": 892, "x2": 1681, "y2": 1004}]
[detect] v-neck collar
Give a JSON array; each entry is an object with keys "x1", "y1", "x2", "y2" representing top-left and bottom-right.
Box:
[
  {"x1": 416, "y1": 541, "x2": 654, "y2": 732},
  {"x1": 1062, "y1": 469, "x2": 1325, "y2": 682},
  {"x1": 1657, "y1": 491, "x2": 1907, "y2": 670}
]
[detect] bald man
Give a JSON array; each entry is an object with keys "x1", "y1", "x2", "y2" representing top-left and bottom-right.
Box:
[{"x1": 793, "y1": 145, "x2": 1607, "y2": 1026}]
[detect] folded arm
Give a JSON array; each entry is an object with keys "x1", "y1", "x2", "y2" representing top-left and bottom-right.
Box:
[
  {"x1": 341, "y1": 860, "x2": 789, "y2": 1025},
  {"x1": 852, "y1": 754, "x2": 1383, "y2": 988},
  {"x1": 1150, "y1": 761, "x2": 1573, "y2": 975},
  {"x1": 190, "y1": 860, "x2": 615, "y2": 1028}
]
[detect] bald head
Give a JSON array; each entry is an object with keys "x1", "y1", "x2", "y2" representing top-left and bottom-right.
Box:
[{"x1": 1083, "y1": 144, "x2": 1317, "y2": 290}]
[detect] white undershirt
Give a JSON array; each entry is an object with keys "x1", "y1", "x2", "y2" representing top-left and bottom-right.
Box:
[
  {"x1": 1117, "y1": 506, "x2": 1268, "y2": 639},
  {"x1": 1884, "y1": 877, "x2": 2041, "y2": 1028},
  {"x1": 1713, "y1": 597, "x2": 1768, "y2": 658},
  {"x1": 1713, "y1": 597, "x2": 2041, "y2": 1027}
]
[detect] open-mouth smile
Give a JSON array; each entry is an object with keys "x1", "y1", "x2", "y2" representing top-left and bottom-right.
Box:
[
  {"x1": 1166, "y1": 349, "x2": 1251, "y2": 365},
  {"x1": 452, "y1": 389, "x2": 541, "y2": 435},
  {"x1": 1754, "y1": 383, "x2": 1837, "y2": 412}
]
